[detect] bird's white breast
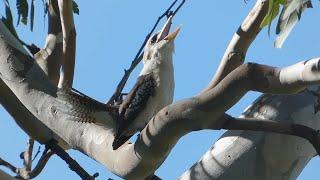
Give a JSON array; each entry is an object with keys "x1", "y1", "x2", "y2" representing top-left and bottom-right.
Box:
[{"x1": 131, "y1": 56, "x2": 174, "y2": 131}]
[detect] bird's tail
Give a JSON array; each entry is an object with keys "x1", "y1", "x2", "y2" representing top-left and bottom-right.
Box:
[{"x1": 112, "y1": 135, "x2": 132, "y2": 150}]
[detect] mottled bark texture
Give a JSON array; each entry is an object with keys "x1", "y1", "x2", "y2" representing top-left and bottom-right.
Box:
[
  {"x1": 1, "y1": 20, "x2": 320, "y2": 178},
  {"x1": 181, "y1": 89, "x2": 320, "y2": 180},
  {"x1": 1, "y1": 0, "x2": 319, "y2": 179}
]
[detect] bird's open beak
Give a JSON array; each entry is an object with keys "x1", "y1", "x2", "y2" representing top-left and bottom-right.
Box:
[{"x1": 156, "y1": 15, "x2": 181, "y2": 42}]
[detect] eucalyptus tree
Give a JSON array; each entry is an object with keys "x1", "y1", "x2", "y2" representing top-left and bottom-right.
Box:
[{"x1": 0, "y1": 0, "x2": 319, "y2": 179}]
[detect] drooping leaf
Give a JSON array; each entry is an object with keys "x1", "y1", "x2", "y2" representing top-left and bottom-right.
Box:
[
  {"x1": 260, "y1": 0, "x2": 286, "y2": 35},
  {"x1": 72, "y1": 0, "x2": 79, "y2": 15},
  {"x1": 30, "y1": 0, "x2": 35, "y2": 31},
  {"x1": 275, "y1": 0, "x2": 312, "y2": 48},
  {"x1": 16, "y1": 0, "x2": 29, "y2": 25},
  {"x1": 282, "y1": 0, "x2": 311, "y2": 20},
  {"x1": 3, "y1": 0, "x2": 13, "y2": 25},
  {"x1": 1, "y1": 0, "x2": 19, "y2": 38}
]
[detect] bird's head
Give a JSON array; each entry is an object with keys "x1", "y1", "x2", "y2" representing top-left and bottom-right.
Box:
[{"x1": 143, "y1": 15, "x2": 181, "y2": 64}]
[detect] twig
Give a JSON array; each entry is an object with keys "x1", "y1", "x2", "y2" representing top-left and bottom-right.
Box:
[
  {"x1": 22, "y1": 139, "x2": 34, "y2": 171},
  {"x1": 32, "y1": 145, "x2": 41, "y2": 161},
  {"x1": 0, "y1": 158, "x2": 18, "y2": 174},
  {"x1": 172, "y1": 0, "x2": 186, "y2": 16},
  {"x1": 0, "y1": 139, "x2": 54, "y2": 179},
  {"x1": 27, "y1": 149, "x2": 54, "y2": 179},
  {"x1": 45, "y1": 139, "x2": 98, "y2": 180},
  {"x1": 107, "y1": 0, "x2": 186, "y2": 105},
  {"x1": 221, "y1": 115, "x2": 320, "y2": 155}
]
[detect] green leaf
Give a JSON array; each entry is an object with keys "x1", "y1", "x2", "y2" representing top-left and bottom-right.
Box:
[
  {"x1": 72, "y1": 0, "x2": 79, "y2": 15},
  {"x1": 279, "y1": 0, "x2": 286, "y2": 5},
  {"x1": 16, "y1": 0, "x2": 29, "y2": 25},
  {"x1": 260, "y1": 0, "x2": 281, "y2": 31},
  {"x1": 274, "y1": 0, "x2": 312, "y2": 48}
]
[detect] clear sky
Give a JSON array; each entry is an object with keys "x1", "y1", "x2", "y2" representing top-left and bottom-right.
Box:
[{"x1": 0, "y1": 0, "x2": 320, "y2": 179}]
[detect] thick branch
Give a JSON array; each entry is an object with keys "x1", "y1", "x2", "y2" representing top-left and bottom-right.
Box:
[
  {"x1": 180, "y1": 89, "x2": 320, "y2": 180},
  {"x1": 1, "y1": 1, "x2": 317, "y2": 180},
  {"x1": 203, "y1": 0, "x2": 268, "y2": 91},
  {"x1": 35, "y1": 0, "x2": 63, "y2": 86},
  {"x1": 220, "y1": 115, "x2": 320, "y2": 155},
  {"x1": 57, "y1": 0, "x2": 76, "y2": 88},
  {"x1": 2, "y1": 16, "x2": 320, "y2": 178}
]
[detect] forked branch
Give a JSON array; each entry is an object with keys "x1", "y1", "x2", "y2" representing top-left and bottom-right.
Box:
[{"x1": 0, "y1": 139, "x2": 54, "y2": 179}]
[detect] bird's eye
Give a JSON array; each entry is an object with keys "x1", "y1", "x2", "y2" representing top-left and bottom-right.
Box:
[{"x1": 150, "y1": 34, "x2": 158, "y2": 44}]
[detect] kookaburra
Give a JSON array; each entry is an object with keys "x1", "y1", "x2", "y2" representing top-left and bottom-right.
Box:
[{"x1": 112, "y1": 16, "x2": 180, "y2": 150}]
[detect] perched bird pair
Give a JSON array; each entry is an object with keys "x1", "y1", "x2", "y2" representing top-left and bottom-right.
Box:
[{"x1": 112, "y1": 16, "x2": 181, "y2": 150}]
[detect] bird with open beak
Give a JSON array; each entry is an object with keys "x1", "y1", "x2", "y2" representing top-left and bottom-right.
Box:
[{"x1": 112, "y1": 15, "x2": 181, "y2": 150}]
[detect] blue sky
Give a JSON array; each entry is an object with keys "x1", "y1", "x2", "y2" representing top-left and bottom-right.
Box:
[{"x1": 0, "y1": 0, "x2": 320, "y2": 179}]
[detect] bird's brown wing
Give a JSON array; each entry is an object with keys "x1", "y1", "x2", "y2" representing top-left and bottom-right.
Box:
[
  {"x1": 57, "y1": 88, "x2": 117, "y2": 123},
  {"x1": 113, "y1": 73, "x2": 156, "y2": 149}
]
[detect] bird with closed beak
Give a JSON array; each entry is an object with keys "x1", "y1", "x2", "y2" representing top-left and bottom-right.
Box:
[{"x1": 112, "y1": 15, "x2": 181, "y2": 150}]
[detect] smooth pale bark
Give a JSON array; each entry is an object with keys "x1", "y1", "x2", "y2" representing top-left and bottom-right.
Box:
[
  {"x1": 1, "y1": 22, "x2": 320, "y2": 178},
  {"x1": 203, "y1": 0, "x2": 268, "y2": 91},
  {"x1": 35, "y1": 0, "x2": 63, "y2": 86},
  {"x1": 180, "y1": 0, "x2": 318, "y2": 177},
  {"x1": 57, "y1": 0, "x2": 76, "y2": 88},
  {"x1": 1, "y1": 1, "x2": 320, "y2": 179},
  {"x1": 180, "y1": 87, "x2": 319, "y2": 180}
]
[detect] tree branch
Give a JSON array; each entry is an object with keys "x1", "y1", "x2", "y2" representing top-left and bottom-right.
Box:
[
  {"x1": 57, "y1": 0, "x2": 76, "y2": 88},
  {"x1": 0, "y1": 169, "x2": 16, "y2": 180},
  {"x1": 34, "y1": 0, "x2": 63, "y2": 86},
  {"x1": 0, "y1": 158, "x2": 18, "y2": 174},
  {"x1": 45, "y1": 139, "x2": 97, "y2": 180},
  {"x1": 21, "y1": 139, "x2": 34, "y2": 173},
  {"x1": 0, "y1": 143, "x2": 53, "y2": 179},
  {"x1": 180, "y1": 90, "x2": 320, "y2": 180},
  {"x1": 1, "y1": 31, "x2": 320, "y2": 178},
  {"x1": 26, "y1": 149, "x2": 54, "y2": 179},
  {"x1": 203, "y1": 0, "x2": 268, "y2": 92},
  {"x1": 1, "y1": 4, "x2": 320, "y2": 178},
  {"x1": 220, "y1": 115, "x2": 320, "y2": 155}
]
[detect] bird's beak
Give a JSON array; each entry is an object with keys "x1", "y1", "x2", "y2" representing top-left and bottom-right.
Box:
[
  {"x1": 157, "y1": 15, "x2": 181, "y2": 42},
  {"x1": 164, "y1": 26, "x2": 181, "y2": 42}
]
